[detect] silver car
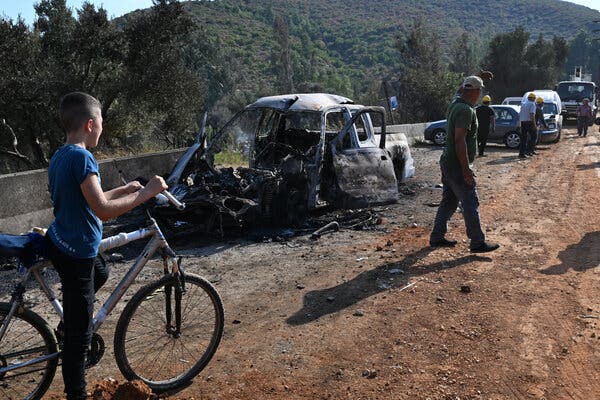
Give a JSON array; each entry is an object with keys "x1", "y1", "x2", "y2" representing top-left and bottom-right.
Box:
[{"x1": 424, "y1": 105, "x2": 521, "y2": 149}]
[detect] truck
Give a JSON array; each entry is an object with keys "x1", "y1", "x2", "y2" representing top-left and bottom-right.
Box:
[{"x1": 556, "y1": 67, "x2": 597, "y2": 122}]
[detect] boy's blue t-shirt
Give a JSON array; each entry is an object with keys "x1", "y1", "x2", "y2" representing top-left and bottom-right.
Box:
[{"x1": 47, "y1": 144, "x2": 102, "y2": 259}]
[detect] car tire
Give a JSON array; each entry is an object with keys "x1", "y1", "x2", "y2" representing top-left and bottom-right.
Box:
[
  {"x1": 432, "y1": 129, "x2": 447, "y2": 146},
  {"x1": 504, "y1": 131, "x2": 521, "y2": 149}
]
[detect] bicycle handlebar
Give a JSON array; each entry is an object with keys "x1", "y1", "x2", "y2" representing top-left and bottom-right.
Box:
[{"x1": 156, "y1": 190, "x2": 186, "y2": 210}]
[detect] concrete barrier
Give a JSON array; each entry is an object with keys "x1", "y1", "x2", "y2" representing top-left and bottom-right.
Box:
[
  {"x1": 1, "y1": 121, "x2": 432, "y2": 234},
  {"x1": 0, "y1": 149, "x2": 185, "y2": 234},
  {"x1": 387, "y1": 123, "x2": 431, "y2": 143}
]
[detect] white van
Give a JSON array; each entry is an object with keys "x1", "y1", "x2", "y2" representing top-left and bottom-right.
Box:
[
  {"x1": 522, "y1": 90, "x2": 562, "y2": 113},
  {"x1": 522, "y1": 90, "x2": 563, "y2": 141}
]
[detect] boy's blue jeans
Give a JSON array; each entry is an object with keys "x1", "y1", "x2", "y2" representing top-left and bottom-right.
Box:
[
  {"x1": 46, "y1": 237, "x2": 96, "y2": 400},
  {"x1": 430, "y1": 164, "x2": 486, "y2": 249}
]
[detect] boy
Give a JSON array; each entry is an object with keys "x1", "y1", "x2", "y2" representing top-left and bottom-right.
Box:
[{"x1": 46, "y1": 92, "x2": 167, "y2": 399}]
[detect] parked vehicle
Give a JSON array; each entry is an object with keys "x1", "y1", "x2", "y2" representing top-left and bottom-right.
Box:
[
  {"x1": 155, "y1": 93, "x2": 415, "y2": 232},
  {"x1": 521, "y1": 90, "x2": 562, "y2": 141},
  {"x1": 501, "y1": 97, "x2": 523, "y2": 107},
  {"x1": 537, "y1": 101, "x2": 562, "y2": 143},
  {"x1": 556, "y1": 80, "x2": 597, "y2": 123},
  {"x1": 424, "y1": 105, "x2": 521, "y2": 149},
  {"x1": 523, "y1": 90, "x2": 562, "y2": 112},
  {"x1": 423, "y1": 119, "x2": 448, "y2": 146}
]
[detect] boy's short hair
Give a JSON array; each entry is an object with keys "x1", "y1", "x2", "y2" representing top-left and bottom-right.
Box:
[{"x1": 59, "y1": 92, "x2": 102, "y2": 133}]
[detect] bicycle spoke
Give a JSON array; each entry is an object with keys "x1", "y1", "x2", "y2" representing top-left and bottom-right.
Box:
[
  {"x1": 0, "y1": 304, "x2": 58, "y2": 400},
  {"x1": 114, "y1": 274, "x2": 223, "y2": 391}
]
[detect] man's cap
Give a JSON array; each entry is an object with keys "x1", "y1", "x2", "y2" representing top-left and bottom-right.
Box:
[
  {"x1": 462, "y1": 76, "x2": 484, "y2": 90},
  {"x1": 583, "y1": 98, "x2": 590, "y2": 102},
  {"x1": 527, "y1": 92, "x2": 536, "y2": 99}
]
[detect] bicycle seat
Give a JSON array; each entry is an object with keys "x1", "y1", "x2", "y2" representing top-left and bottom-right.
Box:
[{"x1": 0, "y1": 232, "x2": 48, "y2": 266}]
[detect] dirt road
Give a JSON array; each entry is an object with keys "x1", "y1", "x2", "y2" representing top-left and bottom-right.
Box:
[{"x1": 44, "y1": 125, "x2": 600, "y2": 399}]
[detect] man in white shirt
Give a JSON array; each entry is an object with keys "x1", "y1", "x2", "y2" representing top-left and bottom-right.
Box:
[{"x1": 519, "y1": 92, "x2": 537, "y2": 158}]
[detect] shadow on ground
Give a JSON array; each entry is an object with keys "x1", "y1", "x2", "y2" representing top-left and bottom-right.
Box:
[
  {"x1": 540, "y1": 231, "x2": 600, "y2": 275},
  {"x1": 287, "y1": 247, "x2": 492, "y2": 325}
]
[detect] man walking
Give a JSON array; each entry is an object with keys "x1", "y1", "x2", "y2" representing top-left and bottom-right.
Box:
[
  {"x1": 519, "y1": 92, "x2": 537, "y2": 158},
  {"x1": 476, "y1": 95, "x2": 495, "y2": 156},
  {"x1": 430, "y1": 76, "x2": 499, "y2": 253},
  {"x1": 577, "y1": 98, "x2": 593, "y2": 137}
]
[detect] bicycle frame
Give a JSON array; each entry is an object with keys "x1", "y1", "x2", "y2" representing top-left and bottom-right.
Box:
[{"x1": 0, "y1": 217, "x2": 180, "y2": 372}]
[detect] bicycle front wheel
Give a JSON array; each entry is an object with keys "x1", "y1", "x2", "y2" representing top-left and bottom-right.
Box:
[
  {"x1": 0, "y1": 303, "x2": 59, "y2": 400},
  {"x1": 114, "y1": 273, "x2": 224, "y2": 393}
]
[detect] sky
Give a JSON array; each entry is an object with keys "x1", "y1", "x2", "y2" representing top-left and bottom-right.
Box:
[
  {"x1": 1, "y1": 0, "x2": 599, "y2": 26},
  {"x1": 565, "y1": 0, "x2": 600, "y2": 12},
  {"x1": 0, "y1": 0, "x2": 154, "y2": 25}
]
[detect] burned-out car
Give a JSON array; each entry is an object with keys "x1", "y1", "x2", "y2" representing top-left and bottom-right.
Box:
[{"x1": 155, "y1": 93, "x2": 415, "y2": 232}]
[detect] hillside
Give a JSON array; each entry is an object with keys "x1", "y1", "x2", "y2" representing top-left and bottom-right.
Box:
[{"x1": 166, "y1": 0, "x2": 600, "y2": 102}]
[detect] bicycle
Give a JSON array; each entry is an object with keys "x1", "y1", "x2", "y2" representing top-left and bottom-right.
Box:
[{"x1": 0, "y1": 190, "x2": 224, "y2": 400}]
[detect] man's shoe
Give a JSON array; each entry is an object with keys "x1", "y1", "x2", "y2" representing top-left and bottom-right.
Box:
[
  {"x1": 430, "y1": 238, "x2": 458, "y2": 248},
  {"x1": 470, "y1": 242, "x2": 500, "y2": 253},
  {"x1": 519, "y1": 154, "x2": 526, "y2": 159}
]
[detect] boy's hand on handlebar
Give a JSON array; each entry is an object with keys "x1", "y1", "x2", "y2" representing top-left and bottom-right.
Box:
[
  {"x1": 141, "y1": 175, "x2": 168, "y2": 199},
  {"x1": 125, "y1": 180, "x2": 144, "y2": 193}
]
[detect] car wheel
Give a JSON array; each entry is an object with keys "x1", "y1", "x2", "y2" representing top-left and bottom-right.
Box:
[
  {"x1": 504, "y1": 131, "x2": 520, "y2": 149},
  {"x1": 432, "y1": 129, "x2": 447, "y2": 146},
  {"x1": 554, "y1": 130, "x2": 561, "y2": 143}
]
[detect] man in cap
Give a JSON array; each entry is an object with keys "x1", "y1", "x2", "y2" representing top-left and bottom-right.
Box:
[
  {"x1": 430, "y1": 76, "x2": 499, "y2": 253},
  {"x1": 577, "y1": 98, "x2": 593, "y2": 137},
  {"x1": 519, "y1": 92, "x2": 537, "y2": 157},
  {"x1": 476, "y1": 95, "x2": 495, "y2": 156}
]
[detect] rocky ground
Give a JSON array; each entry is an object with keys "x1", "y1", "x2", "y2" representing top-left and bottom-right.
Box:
[{"x1": 5, "y1": 124, "x2": 600, "y2": 399}]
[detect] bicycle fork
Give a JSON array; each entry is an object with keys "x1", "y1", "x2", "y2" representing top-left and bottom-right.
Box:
[{"x1": 163, "y1": 256, "x2": 185, "y2": 338}]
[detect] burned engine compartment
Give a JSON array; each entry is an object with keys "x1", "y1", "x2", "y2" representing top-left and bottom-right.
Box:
[{"x1": 155, "y1": 154, "x2": 310, "y2": 234}]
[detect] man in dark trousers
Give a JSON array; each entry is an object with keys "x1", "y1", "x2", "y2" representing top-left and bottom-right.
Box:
[
  {"x1": 519, "y1": 92, "x2": 537, "y2": 158},
  {"x1": 476, "y1": 95, "x2": 495, "y2": 156},
  {"x1": 429, "y1": 76, "x2": 499, "y2": 253}
]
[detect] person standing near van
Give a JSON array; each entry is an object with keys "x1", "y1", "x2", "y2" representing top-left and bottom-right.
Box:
[
  {"x1": 530, "y1": 97, "x2": 548, "y2": 155},
  {"x1": 519, "y1": 92, "x2": 537, "y2": 158},
  {"x1": 577, "y1": 98, "x2": 593, "y2": 137},
  {"x1": 476, "y1": 95, "x2": 495, "y2": 156},
  {"x1": 430, "y1": 76, "x2": 499, "y2": 253}
]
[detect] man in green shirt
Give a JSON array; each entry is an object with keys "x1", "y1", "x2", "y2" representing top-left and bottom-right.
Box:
[{"x1": 430, "y1": 76, "x2": 499, "y2": 253}]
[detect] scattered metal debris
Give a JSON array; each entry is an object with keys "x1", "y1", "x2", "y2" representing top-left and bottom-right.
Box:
[{"x1": 310, "y1": 221, "x2": 340, "y2": 240}]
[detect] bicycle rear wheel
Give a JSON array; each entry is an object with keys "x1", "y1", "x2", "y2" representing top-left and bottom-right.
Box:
[
  {"x1": 0, "y1": 303, "x2": 59, "y2": 400},
  {"x1": 114, "y1": 273, "x2": 224, "y2": 393}
]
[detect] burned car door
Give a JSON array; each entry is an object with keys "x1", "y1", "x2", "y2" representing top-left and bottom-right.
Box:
[{"x1": 329, "y1": 107, "x2": 398, "y2": 207}]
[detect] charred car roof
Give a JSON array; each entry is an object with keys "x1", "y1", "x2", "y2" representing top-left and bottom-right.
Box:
[{"x1": 246, "y1": 93, "x2": 355, "y2": 112}]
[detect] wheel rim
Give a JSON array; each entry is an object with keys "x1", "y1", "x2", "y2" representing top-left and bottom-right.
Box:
[
  {"x1": 433, "y1": 130, "x2": 447, "y2": 145},
  {"x1": 0, "y1": 308, "x2": 57, "y2": 400},
  {"x1": 506, "y1": 133, "x2": 520, "y2": 148},
  {"x1": 117, "y1": 275, "x2": 223, "y2": 387}
]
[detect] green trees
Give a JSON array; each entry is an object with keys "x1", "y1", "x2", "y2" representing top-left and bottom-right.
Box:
[
  {"x1": 393, "y1": 18, "x2": 461, "y2": 123},
  {"x1": 0, "y1": 0, "x2": 204, "y2": 173},
  {"x1": 482, "y1": 27, "x2": 568, "y2": 101},
  {"x1": 564, "y1": 30, "x2": 599, "y2": 81}
]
